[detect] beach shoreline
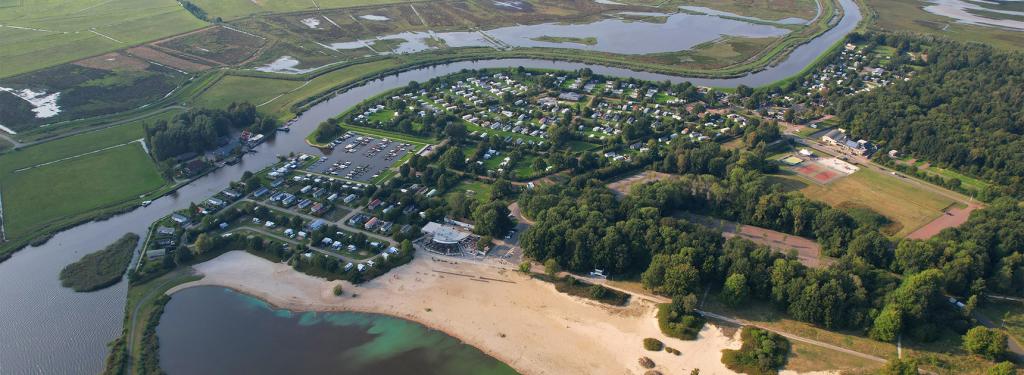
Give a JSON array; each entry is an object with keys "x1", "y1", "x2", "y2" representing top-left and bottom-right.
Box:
[{"x1": 168, "y1": 250, "x2": 749, "y2": 375}]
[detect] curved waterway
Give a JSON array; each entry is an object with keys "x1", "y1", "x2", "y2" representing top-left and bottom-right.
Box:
[
  {"x1": 158, "y1": 286, "x2": 517, "y2": 375},
  {"x1": 0, "y1": 0, "x2": 860, "y2": 373}
]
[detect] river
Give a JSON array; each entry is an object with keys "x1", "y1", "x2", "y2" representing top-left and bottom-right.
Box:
[
  {"x1": 0, "y1": 0, "x2": 860, "y2": 372},
  {"x1": 157, "y1": 286, "x2": 516, "y2": 375}
]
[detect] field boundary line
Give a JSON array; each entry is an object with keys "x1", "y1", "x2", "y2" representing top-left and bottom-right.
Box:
[{"x1": 90, "y1": 29, "x2": 124, "y2": 44}]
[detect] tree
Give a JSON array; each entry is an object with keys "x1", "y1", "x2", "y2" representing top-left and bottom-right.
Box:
[
  {"x1": 869, "y1": 305, "x2": 902, "y2": 342},
  {"x1": 544, "y1": 258, "x2": 560, "y2": 277},
  {"x1": 193, "y1": 233, "x2": 215, "y2": 255},
  {"x1": 721, "y1": 273, "x2": 749, "y2": 307},
  {"x1": 879, "y1": 358, "x2": 919, "y2": 375},
  {"x1": 963, "y1": 326, "x2": 1008, "y2": 360},
  {"x1": 471, "y1": 201, "x2": 513, "y2": 237}
]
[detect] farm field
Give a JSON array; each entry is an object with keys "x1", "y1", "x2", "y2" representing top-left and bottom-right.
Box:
[
  {"x1": 193, "y1": 75, "x2": 304, "y2": 111},
  {"x1": 189, "y1": 0, "x2": 418, "y2": 21},
  {"x1": 0, "y1": 142, "x2": 165, "y2": 240},
  {"x1": 0, "y1": 0, "x2": 208, "y2": 78},
  {"x1": 776, "y1": 168, "x2": 954, "y2": 237}
]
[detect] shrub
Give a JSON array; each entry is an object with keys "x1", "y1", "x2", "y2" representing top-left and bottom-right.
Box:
[
  {"x1": 666, "y1": 347, "x2": 681, "y2": 355},
  {"x1": 657, "y1": 303, "x2": 705, "y2": 340},
  {"x1": 638, "y1": 356, "x2": 655, "y2": 369},
  {"x1": 721, "y1": 327, "x2": 790, "y2": 375},
  {"x1": 518, "y1": 261, "x2": 531, "y2": 273},
  {"x1": 643, "y1": 338, "x2": 664, "y2": 351},
  {"x1": 963, "y1": 326, "x2": 1008, "y2": 360},
  {"x1": 333, "y1": 284, "x2": 344, "y2": 296}
]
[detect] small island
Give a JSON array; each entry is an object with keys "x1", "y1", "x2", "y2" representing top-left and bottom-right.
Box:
[
  {"x1": 60, "y1": 233, "x2": 140, "y2": 292},
  {"x1": 531, "y1": 35, "x2": 599, "y2": 46}
]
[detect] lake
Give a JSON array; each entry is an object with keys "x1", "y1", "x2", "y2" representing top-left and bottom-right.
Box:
[{"x1": 158, "y1": 286, "x2": 518, "y2": 375}]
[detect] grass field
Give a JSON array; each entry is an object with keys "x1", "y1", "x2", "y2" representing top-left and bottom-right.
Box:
[
  {"x1": 0, "y1": 110, "x2": 179, "y2": 176},
  {"x1": 448, "y1": 180, "x2": 493, "y2": 203},
  {"x1": 864, "y1": 0, "x2": 1024, "y2": 51},
  {"x1": 190, "y1": 0, "x2": 416, "y2": 21},
  {"x1": 0, "y1": 0, "x2": 208, "y2": 78},
  {"x1": 194, "y1": 75, "x2": 303, "y2": 110},
  {"x1": 775, "y1": 167, "x2": 954, "y2": 236},
  {"x1": 1, "y1": 142, "x2": 164, "y2": 239}
]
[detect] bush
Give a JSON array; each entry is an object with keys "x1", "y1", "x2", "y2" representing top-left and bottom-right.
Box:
[
  {"x1": 643, "y1": 338, "x2": 664, "y2": 351},
  {"x1": 518, "y1": 261, "x2": 531, "y2": 273},
  {"x1": 963, "y1": 326, "x2": 1008, "y2": 360},
  {"x1": 333, "y1": 284, "x2": 344, "y2": 296},
  {"x1": 657, "y1": 303, "x2": 705, "y2": 340},
  {"x1": 638, "y1": 356, "x2": 655, "y2": 369},
  {"x1": 721, "y1": 327, "x2": 790, "y2": 375},
  {"x1": 665, "y1": 347, "x2": 681, "y2": 355}
]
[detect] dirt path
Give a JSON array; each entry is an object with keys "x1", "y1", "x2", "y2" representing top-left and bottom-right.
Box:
[{"x1": 679, "y1": 212, "x2": 830, "y2": 269}]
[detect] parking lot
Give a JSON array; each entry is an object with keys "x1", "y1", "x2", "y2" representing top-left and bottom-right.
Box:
[{"x1": 306, "y1": 132, "x2": 420, "y2": 182}]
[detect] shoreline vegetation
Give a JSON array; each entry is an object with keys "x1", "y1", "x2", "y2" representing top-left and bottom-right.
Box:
[{"x1": 59, "y1": 233, "x2": 140, "y2": 292}]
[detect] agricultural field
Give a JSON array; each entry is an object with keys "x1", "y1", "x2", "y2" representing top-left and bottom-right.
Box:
[
  {"x1": 189, "y1": 0, "x2": 418, "y2": 21},
  {"x1": 776, "y1": 167, "x2": 955, "y2": 236},
  {"x1": 0, "y1": 142, "x2": 164, "y2": 239},
  {"x1": 192, "y1": 75, "x2": 304, "y2": 110},
  {"x1": 0, "y1": 0, "x2": 208, "y2": 78},
  {"x1": 0, "y1": 111, "x2": 176, "y2": 253},
  {"x1": 0, "y1": 54, "x2": 188, "y2": 133}
]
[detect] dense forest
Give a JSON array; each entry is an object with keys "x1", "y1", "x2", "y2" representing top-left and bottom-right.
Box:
[
  {"x1": 519, "y1": 170, "x2": 1024, "y2": 340},
  {"x1": 831, "y1": 34, "x2": 1024, "y2": 198},
  {"x1": 145, "y1": 102, "x2": 276, "y2": 161}
]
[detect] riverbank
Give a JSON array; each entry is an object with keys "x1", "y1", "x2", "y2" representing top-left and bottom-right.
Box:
[{"x1": 171, "y1": 251, "x2": 743, "y2": 374}]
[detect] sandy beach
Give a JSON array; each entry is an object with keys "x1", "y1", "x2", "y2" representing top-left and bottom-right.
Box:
[{"x1": 169, "y1": 251, "x2": 748, "y2": 375}]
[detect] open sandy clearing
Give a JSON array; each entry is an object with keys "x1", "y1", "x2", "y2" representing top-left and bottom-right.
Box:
[{"x1": 172, "y1": 251, "x2": 748, "y2": 375}]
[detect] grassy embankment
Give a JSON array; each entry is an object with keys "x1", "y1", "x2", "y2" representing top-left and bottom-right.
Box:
[
  {"x1": 0, "y1": 112, "x2": 179, "y2": 261},
  {"x1": 60, "y1": 233, "x2": 141, "y2": 292}
]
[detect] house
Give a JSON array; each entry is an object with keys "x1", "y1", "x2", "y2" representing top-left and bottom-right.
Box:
[
  {"x1": 558, "y1": 92, "x2": 583, "y2": 101},
  {"x1": 171, "y1": 213, "x2": 190, "y2": 225},
  {"x1": 252, "y1": 187, "x2": 270, "y2": 198},
  {"x1": 146, "y1": 249, "x2": 167, "y2": 260}
]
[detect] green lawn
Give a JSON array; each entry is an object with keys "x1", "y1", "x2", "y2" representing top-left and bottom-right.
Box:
[
  {"x1": 447, "y1": 180, "x2": 493, "y2": 203},
  {"x1": 1, "y1": 143, "x2": 165, "y2": 239},
  {"x1": 0, "y1": 0, "x2": 208, "y2": 78}
]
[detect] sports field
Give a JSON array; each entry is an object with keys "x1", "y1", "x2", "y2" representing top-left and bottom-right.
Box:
[
  {"x1": 0, "y1": 0, "x2": 208, "y2": 78},
  {"x1": 783, "y1": 168, "x2": 954, "y2": 237},
  {"x1": 1, "y1": 142, "x2": 164, "y2": 239}
]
